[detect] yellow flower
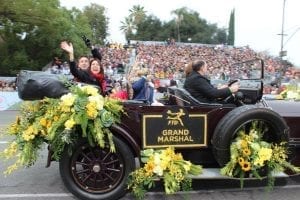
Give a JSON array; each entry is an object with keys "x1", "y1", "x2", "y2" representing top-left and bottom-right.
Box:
[
  {"x1": 173, "y1": 153, "x2": 183, "y2": 161},
  {"x1": 64, "y1": 118, "x2": 76, "y2": 130},
  {"x1": 86, "y1": 102, "x2": 98, "y2": 119},
  {"x1": 243, "y1": 148, "x2": 251, "y2": 156},
  {"x1": 238, "y1": 157, "x2": 245, "y2": 166},
  {"x1": 144, "y1": 161, "x2": 155, "y2": 176},
  {"x1": 39, "y1": 118, "x2": 47, "y2": 127},
  {"x1": 240, "y1": 139, "x2": 248, "y2": 149},
  {"x1": 241, "y1": 161, "x2": 251, "y2": 172},
  {"x1": 81, "y1": 85, "x2": 99, "y2": 96},
  {"x1": 258, "y1": 147, "x2": 272, "y2": 162},
  {"x1": 2, "y1": 141, "x2": 18, "y2": 159},
  {"x1": 88, "y1": 95, "x2": 104, "y2": 110},
  {"x1": 60, "y1": 93, "x2": 76, "y2": 107},
  {"x1": 53, "y1": 116, "x2": 59, "y2": 121},
  {"x1": 46, "y1": 120, "x2": 52, "y2": 129}
]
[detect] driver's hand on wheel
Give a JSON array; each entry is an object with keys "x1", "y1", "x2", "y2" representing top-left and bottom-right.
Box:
[{"x1": 229, "y1": 83, "x2": 239, "y2": 94}]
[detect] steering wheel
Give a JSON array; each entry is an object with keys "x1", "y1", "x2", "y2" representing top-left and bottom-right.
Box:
[{"x1": 223, "y1": 79, "x2": 239, "y2": 103}]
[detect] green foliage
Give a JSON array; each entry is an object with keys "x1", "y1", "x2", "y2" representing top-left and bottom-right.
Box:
[
  {"x1": 83, "y1": 3, "x2": 108, "y2": 45},
  {"x1": 0, "y1": 84, "x2": 124, "y2": 174},
  {"x1": 0, "y1": 0, "x2": 107, "y2": 75},
  {"x1": 122, "y1": 6, "x2": 228, "y2": 44}
]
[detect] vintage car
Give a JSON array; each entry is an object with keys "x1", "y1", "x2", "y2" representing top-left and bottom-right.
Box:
[{"x1": 39, "y1": 59, "x2": 299, "y2": 200}]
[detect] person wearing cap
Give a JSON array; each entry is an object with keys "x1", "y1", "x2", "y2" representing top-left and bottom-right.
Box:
[{"x1": 184, "y1": 60, "x2": 239, "y2": 103}]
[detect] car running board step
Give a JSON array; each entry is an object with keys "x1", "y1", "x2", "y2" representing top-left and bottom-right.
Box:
[{"x1": 187, "y1": 168, "x2": 289, "y2": 180}]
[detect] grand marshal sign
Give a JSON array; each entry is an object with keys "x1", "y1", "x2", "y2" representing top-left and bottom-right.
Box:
[{"x1": 142, "y1": 107, "x2": 207, "y2": 148}]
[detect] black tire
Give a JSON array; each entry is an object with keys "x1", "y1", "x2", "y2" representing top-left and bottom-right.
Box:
[
  {"x1": 59, "y1": 136, "x2": 135, "y2": 200},
  {"x1": 212, "y1": 105, "x2": 289, "y2": 167}
]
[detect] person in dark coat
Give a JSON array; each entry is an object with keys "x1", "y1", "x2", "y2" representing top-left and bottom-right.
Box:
[
  {"x1": 60, "y1": 41, "x2": 105, "y2": 95},
  {"x1": 184, "y1": 60, "x2": 239, "y2": 103}
]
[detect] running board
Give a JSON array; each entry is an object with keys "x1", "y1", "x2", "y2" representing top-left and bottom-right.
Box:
[{"x1": 187, "y1": 168, "x2": 289, "y2": 180}]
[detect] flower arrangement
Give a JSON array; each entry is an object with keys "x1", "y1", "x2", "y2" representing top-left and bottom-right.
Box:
[
  {"x1": 276, "y1": 84, "x2": 300, "y2": 100},
  {"x1": 0, "y1": 84, "x2": 123, "y2": 174},
  {"x1": 127, "y1": 147, "x2": 202, "y2": 200},
  {"x1": 221, "y1": 121, "x2": 300, "y2": 190}
]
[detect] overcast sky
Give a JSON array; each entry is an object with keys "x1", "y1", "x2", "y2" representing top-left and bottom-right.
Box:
[{"x1": 60, "y1": 0, "x2": 300, "y2": 67}]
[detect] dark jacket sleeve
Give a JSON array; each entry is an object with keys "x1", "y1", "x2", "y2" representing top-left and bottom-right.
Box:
[
  {"x1": 91, "y1": 48, "x2": 102, "y2": 61},
  {"x1": 132, "y1": 76, "x2": 146, "y2": 92},
  {"x1": 69, "y1": 61, "x2": 96, "y2": 85},
  {"x1": 184, "y1": 72, "x2": 231, "y2": 102}
]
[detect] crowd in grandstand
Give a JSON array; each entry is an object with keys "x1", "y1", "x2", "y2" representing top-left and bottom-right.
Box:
[
  {"x1": 0, "y1": 79, "x2": 16, "y2": 91},
  {"x1": 1, "y1": 41, "x2": 299, "y2": 96}
]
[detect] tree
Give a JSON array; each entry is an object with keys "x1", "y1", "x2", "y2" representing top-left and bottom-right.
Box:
[
  {"x1": 0, "y1": 0, "x2": 93, "y2": 75},
  {"x1": 167, "y1": 7, "x2": 227, "y2": 44},
  {"x1": 129, "y1": 5, "x2": 146, "y2": 25},
  {"x1": 135, "y1": 15, "x2": 164, "y2": 41},
  {"x1": 120, "y1": 16, "x2": 136, "y2": 41},
  {"x1": 120, "y1": 5, "x2": 147, "y2": 41},
  {"x1": 83, "y1": 3, "x2": 108, "y2": 45},
  {"x1": 228, "y1": 9, "x2": 235, "y2": 45}
]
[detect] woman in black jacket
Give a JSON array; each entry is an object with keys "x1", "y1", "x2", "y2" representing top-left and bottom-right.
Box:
[{"x1": 184, "y1": 60, "x2": 239, "y2": 103}]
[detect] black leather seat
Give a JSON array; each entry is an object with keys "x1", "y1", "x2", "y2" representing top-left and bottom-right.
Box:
[{"x1": 167, "y1": 86, "x2": 222, "y2": 106}]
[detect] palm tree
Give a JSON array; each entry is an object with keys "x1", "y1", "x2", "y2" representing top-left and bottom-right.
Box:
[
  {"x1": 171, "y1": 10, "x2": 184, "y2": 42},
  {"x1": 129, "y1": 5, "x2": 146, "y2": 25},
  {"x1": 120, "y1": 16, "x2": 136, "y2": 40}
]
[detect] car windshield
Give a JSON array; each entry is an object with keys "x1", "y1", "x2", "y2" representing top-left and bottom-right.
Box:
[{"x1": 229, "y1": 59, "x2": 263, "y2": 80}]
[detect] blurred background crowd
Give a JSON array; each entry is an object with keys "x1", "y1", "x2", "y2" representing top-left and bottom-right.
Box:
[{"x1": 1, "y1": 41, "x2": 299, "y2": 95}]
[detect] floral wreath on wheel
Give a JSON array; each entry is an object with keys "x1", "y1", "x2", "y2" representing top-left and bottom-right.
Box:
[
  {"x1": 0, "y1": 84, "x2": 123, "y2": 175},
  {"x1": 221, "y1": 121, "x2": 300, "y2": 190}
]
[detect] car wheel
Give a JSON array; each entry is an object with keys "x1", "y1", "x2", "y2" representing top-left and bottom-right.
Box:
[
  {"x1": 212, "y1": 105, "x2": 289, "y2": 167},
  {"x1": 59, "y1": 136, "x2": 135, "y2": 200}
]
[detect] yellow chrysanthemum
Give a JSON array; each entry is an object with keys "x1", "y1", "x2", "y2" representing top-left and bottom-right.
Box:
[
  {"x1": 88, "y1": 95, "x2": 104, "y2": 110},
  {"x1": 64, "y1": 118, "x2": 76, "y2": 130},
  {"x1": 144, "y1": 161, "x2": 155, "y2": 176},
  {"x1": 240, "y1": 139, "x2": 248, "y2": 149},
  {"x1": 60, "y1": 93, "x2": 76, "y2": 107},
  {"x1": 258, "y1": 147, "x2": 272, "y2": 162},
  {"x1": 46, "y1": 120, "x2": 52, "y2": 129},
  {"x1": 86, "y1": 102, "x2": 98, "y2": 119},
  {"x1": 39, "y1": 118, "x2": 47, "y2": 127},
  {"x1": 81, "y1": 85, "x2": 99, "y2": 96}
]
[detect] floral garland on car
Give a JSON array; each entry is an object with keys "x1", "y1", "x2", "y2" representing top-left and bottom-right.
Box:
[
  {"x1": 276, "y1": 84, "x2": 300, "y2": 100},
  {"x1": 127, "y1": 147, "x2": 202, "y2": 200},
  {"x1": 221, "y1": 121, "x2": 300, "y2": 190},
  {"x1": 0, "y1": 85, "x2": 123, "y2": 175}
]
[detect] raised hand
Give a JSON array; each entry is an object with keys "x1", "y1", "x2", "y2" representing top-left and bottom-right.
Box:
[{"x1": 60, "y1": 41, "x2": 74, "y2": 54}]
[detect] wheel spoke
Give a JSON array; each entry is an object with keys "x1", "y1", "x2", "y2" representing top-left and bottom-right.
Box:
[
  {"x1": 93, "y1": 173, "x2": 98, "y2": 188},
  {"x1": 76, "y1": 161, "x2": 90, "y2": 166},
  {"x1": 102, "y1": 151, "x2": 111, "y2": 161},
  {"x1": 76, "y1": 168, "x2": 90, "y2": 175},
  {"x1": 102, "y1": 172, "x2": 114, "y2": 181},
  {"x1": 80, "y1": 151, "x2": 92, "y2": 162},
  {"x1": 82, "y1": 172, "x2": 93, "y2": 183},
  {"x1": 104, "y1": 159, "x2": 119, "y2": 165},
  {"x1": 106, "y1": 168, "x2": 121, "y2": 173}
]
